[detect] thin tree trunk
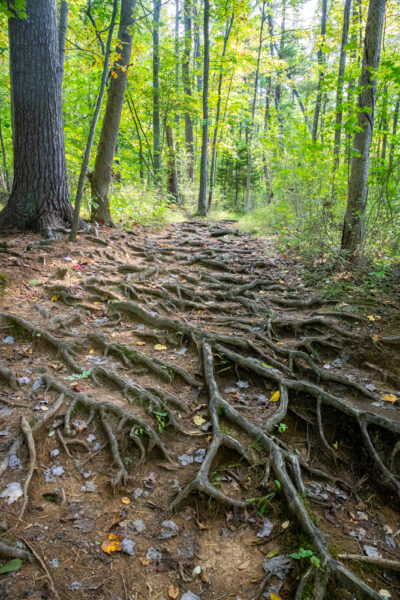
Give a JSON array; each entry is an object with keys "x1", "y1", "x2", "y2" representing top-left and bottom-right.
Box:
[
  {"x1": 70, "y1": 0, "x2": 118, "y2": 242},
  {"x1": 197, "y1": 0, "x2": 209, "y2": 215},
  {"x1": 183, "y1": 0, "x2": 194, "y2": 182},
  {"x1": 175, "y1": 0, "x2": 180, "y2": 129},
  {"x1": 166, "y1": 125, "x2": 180, "y2": 204},
  {"x1": 207, "y1": 13, "x2": 234, "y2": 211},
  {"x1": 193, "y1": 0, "x2": 202, "y2": 92},
  {"x1": 312, "y1": 0, "x2": 328, "y2": 142},
  {"x1": 345, "y1": 0, "x2": 362, "y2": 167},
  {"x1": 0, "y1": 0, "x2": 72, "y2": 232},
  {"x1": 341, "y1": 0, "x2": 386, "y2": 255},
  {"x1": 245, "y1": 0, "x2": 267, "y2": 213},
  {"x1": 333, "y1": 0, "x2": 352, "y2": 166},
  {"x1": 58, "y1": 0, "x2": 68, "y2": 84},
  {"x1": 380, "y1": 83, "x2": 388, "y2": 163},
  {"x1": 152, "y1": 0, "x2": 162, "y2": 182},
  {"x1": 0, "y1": 103, "x2": 10, "y2": 193},
  {"x1": 90, "y1": 0, "x2": 136, "y2": 225}
]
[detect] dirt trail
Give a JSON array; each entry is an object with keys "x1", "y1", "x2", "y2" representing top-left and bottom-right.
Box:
[{"x1": 0, "y1": 220, "x2": 399, "y2": 600}]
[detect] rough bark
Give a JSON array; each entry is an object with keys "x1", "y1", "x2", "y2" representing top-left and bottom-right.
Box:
[
  {"x1": 333, "y1": 0, "x2": 352, "y2": 166},
  {"x1": 341, "y1": 0, "x2": 387, "y2": 255},
  {"x1": 183, "y1": 0, "x2": 194, "y2": 182},
  {"x1": 70, "y1": 0, "x2": 118, "y2": 241},
  {"x1": 152, "y1": 0, "x2": 162, "y2": 182},
  {"x1": 312, "y1": 0, "x2": 328, "y2": 143},
  {"x1": 58, "y1": 0, "x2": 68, "y2": 85},
  {"x1": 197, "y1": 0, "x2": 209, "y2": 216},
  {"x1": 0, "y1": 0, "x2": 72, "y2": 232},
  {"x1": 0, "y1": 102, "x2": 10, "y2": 193},
  {"x1": 90, "y1": 0, "x2": 137, "y2": 225}
]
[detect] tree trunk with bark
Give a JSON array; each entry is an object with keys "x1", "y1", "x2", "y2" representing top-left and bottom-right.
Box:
[
  {"x1": 197, "y1": 0, "x2": 209, "y2": 216},
  {"x1": 90, "y1": 0, "x2": 136, "y2": 225},
  {"x1": 0, "y1": 102, "x2": 10, "y2": 193},
  {"x1": 341, "y1": 0, "x2": 386, "y2": 255},
  {"x1": 152, "y1": 0, "x2": 162, "y2": 182},
  {"x1": 183, "y1": 0, "x2": 194, "y2": 182},
  {"x1": 0, "y1": 0, "x2": 72, "y2": 232},
  {"x1": 58, "y1": 0, "x2": 68, "y2": 84},
  {"x1": 312, "y1": 0, "x2": 327, "y2": 143}
]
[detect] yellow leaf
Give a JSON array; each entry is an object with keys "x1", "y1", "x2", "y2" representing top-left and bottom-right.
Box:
[
  {"x1": 382, "y1": 394, "x2": 397, "y2": 403},
  {"x1": 373, "y1": 335, "x2": 381, "y2": 342},
  {"x1": 367, "y1": 315, "x2": 376, "y2": 321},
  {"x1": 270, "y1": 391, "x2": 280, "y2": 402},
  {"x1": 193, "y1": 415, "x2": 206, "y2": 426},
  {"x1": 281, "y1": 520, "x2": 290, "y2": 529},
  {"x1": 270, "y1": 594, "x2": 283, "y2": 600},
  {"x1": 168, "y1": 584, "x2": 180, "y2": 599},
  {"x1": 136, "y1": 340, "x2": 146, "y2": 346},
  {"x1": 333, "y1": 441, "x2": 338, "y2": 450},
  {"x1": 101, "y1": 533, "x2": 122, "y2": 554},
  {"x1": 50, "y1": 295, "x2": 59, "y2": 302},
  {"x1": 121, "y1": 497, "x2": 131, "y2": 505},
  {"x1": 154, "y1": 344, "x2": 167, "y2": 351},
  {"x1": 89, "y1": 349, "x2": 95, "y2": 354}
]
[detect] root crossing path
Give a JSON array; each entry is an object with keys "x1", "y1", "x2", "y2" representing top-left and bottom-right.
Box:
[{"x1": 0, "y1": 220, "x2": 399, "y2": 600}]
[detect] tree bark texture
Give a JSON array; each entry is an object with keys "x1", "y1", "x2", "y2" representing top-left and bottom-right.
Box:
[
  {"x1": 90, "y1": 0, "x2": 137, "y2": 225},
  {"x1": 0, "y1": 103, "x2": 10, "y2": 193},
  {"x1": 197, "y1": 0, "x2": 209, "y2": 215},
  {"x1": 341, "y1": 0, "x2": 386, "y2": 254},
  {"x1": 58, "y1": 0, "x2": 68, "y2": 85},
  {"x1": 0, "y1": 0, "x2": 72, "y2": 232}
]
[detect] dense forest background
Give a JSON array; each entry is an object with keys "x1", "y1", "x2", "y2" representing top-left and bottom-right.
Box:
[{"x1": 0, "y1": 0, "x2": 398, "y2": 261}]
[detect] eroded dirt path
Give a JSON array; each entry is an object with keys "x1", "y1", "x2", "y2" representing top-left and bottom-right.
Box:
[{"x1": 0, "y1": 220, "x2": 399, "y2": 600}]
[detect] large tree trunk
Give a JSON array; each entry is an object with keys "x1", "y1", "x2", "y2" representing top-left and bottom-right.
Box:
[
  {"x1": 90, "y1": 0, "x2": 136, "y2": 225},
  {"x1": 0, "y1": 102, "x2": 10, "y2": 193},
  {"x1": 341, "y1": 0, "x2": 386, "y2": 255},
  {"x1": 197, "y1": 0, "x2": 209, "y2": 216},
  {"x1": 183, "y1": 0, "x2": 194, "y2": 182},
  {"x1": 0, "y1": 0, "x2": 72, "y2": 232},
  {"x1": 152, "y1": 0, "x2": 162, "y2": 182},
  {"x1": 312, "y1": 0, "x2": 328, "y2": 143},
  {"x1": 58, "y1": 0, "x2": 68, "y2": 84},
  {"x1": 333, "y1": 0, "x2": 352, "y2": 166}
]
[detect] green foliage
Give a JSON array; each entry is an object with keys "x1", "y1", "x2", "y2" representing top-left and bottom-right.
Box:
[{"x1": 290, "y1": 547, "x2": 321, "y2": 569}]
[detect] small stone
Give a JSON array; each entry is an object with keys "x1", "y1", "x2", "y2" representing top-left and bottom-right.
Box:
[
  {"x1": 236, "y1": 380, "x2": 249, "y2": 389},
  {"x1": 17, "y1": 376, "x2": 31, "y2": 385},
  {"x1": 50, "y1": 449, "x2": 60, "y2": 458},
  {"x1": 363, "y1": 545, "x2": 379, "y2": 558},
  {"x1": 131, "y1": 519, "x2": 147, "y2": 533},
  {"x1": 32, "y1": 377, "x2": 45, "y2": 391},
  {"x1": 146, "y1": 546, "x2": 162, "y2": 563},
  {"x1": 63, "y1": 256, "x2": 73, "y2": 262},
  {"x1": 50, "y1": 558, "x2": 59, "y2": 568},
  {"x1": 87, "y1": 434, "x2": 96, "y2": 442},
  {"x1": 158, "y1": 520, "x2": 179, "y2": 539},
  {"x1": 121, "y1": 538, "x2": 136, "y2": 556},
  {"x1": 69, "y1": 582, "x2": 81, "y2": 591},
  {"x1": 181, "y1": 592, "x2": 200, "y2": 600},
  {"x1": 9, "y1": 455, "x2": 22, "y2": 470},
  {"x1": 194, "y1": 448, "x2": 206, "y2": 464},
  {"x1": 2, "y1": 336, "x2": 14, "y2": 345},
  {"x1": 52, "y1": 466, "x2": 64, "y2": 477},
  {"x1": 178, "y1": 454, "x2": 193, "y2": 467},
  {"x1": 81, "y1": 481, "x2": 99, "y2": 493},
  {"x1": 257, "y1": 518, "x2": 273, "y2": 538}
]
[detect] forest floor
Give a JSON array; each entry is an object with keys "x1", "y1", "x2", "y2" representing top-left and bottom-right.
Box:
[{"x1": 0, "y1": 220, "x2": 399, "y2": 600}]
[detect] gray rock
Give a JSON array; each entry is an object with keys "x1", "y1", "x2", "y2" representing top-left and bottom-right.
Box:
[
  {"x1": 181, "y1": 592, "x2": 200, "y2": 600},
  {"x1": 131, "y1": 519, "x2": 147, "y2": 533},
  {"x1": 158, "y1": 520, "x2": 179, "y2": 539},
  {"x1": 363, "y1": 545, "x2": 379, "y2": 558},
  {"x1": 50, "y1": 558, "x2": 59, "y2": 568},
  {"x1": 257, "y1": 518, "x2": 273, "y2": 538},
  {"x1": 146, "y1": 546, "x2": 162, "y2": 563},
  {"x1": 81, "y1": 481, "x2": 99, "y2": 493},
  {"x1": 121, "y1": 538, "x2": 136, "y2": 556},
  {"x1": 50, "y1": 449, "x2": 60, "y2": 458},
  {"x1": 9, "y1": 455, "x2": 22, "y2": 470},
  {"x1": 69, "y1": 582, "x2": 81, "y2": 591},
  {"x1": 194, "y1": 448, "x2": 206, "y2": 464},
  {"x1": 178, "y1": 454, "x2": 194, "y2": 467},
  {"x1": 263, "y1": 555, "x2": 292, "y2": 580},
  {"x1": 2, "y1": 336, "x2": 14, "y2": 345},
  {"x1": 17, "y1": 377, "x2": 31, "y2": 385}
]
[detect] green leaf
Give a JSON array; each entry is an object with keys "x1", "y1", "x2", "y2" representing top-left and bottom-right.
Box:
[
  {"x1": 30, "y1": 280, "x2": 39, "y2": 285},
  {"x1": 0, "y1": 559, "x2": 23, "y2": 574}
]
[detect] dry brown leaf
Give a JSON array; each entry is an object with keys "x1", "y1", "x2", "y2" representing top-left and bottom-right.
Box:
[{"x1": 168, "y1": 584, "x2": 179, "y2": 599}]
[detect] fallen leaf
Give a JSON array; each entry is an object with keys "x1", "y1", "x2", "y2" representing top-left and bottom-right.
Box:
[
  {"x1": 238, "y1": 559, "x2": 250, "y2": 570},
  {"x1": 140, "y1": 558, "x2": 151, "y2": 566},
  {"x1": 73, "y1": 384, "x2": 84, "y2": 393},
  {"x1": 270, "y1": 594, "x2": 283, "y2": 600},
  {"x1": 89, "y1": 349, "x2": 95, "y2": 354},
  {"x1": 333, "y1": 441, "x2": 338, "y2": 450},
  {"x1": 50, "y1": 295, "x2": 59, "y2": 302},
  {"x1": 382, "y1": 394, "x2": 397, "y2": 403},
  {"x1": 121, "y1": 497, "x2": 131, "y2": 505},
  {"x1": 101, "y1": 533, "x2": 122, "y2": 554},
  {"x1": 270, "y1": 391, "x2": 280, "y2": 402},
  {"x1": 193, "y1": 415, "x2": 206, "y2": 426},
  {"x1": 136, "y1": 341, "x2": 146, "y2": 346},
  {"x1": 168, "y1": 584, "x2": 179, "y2": 599},
  {"x1": 281, "y1": 520, "x2": 290, "y2": 529},
  {"x1": 367, "y1": 315, "x2": 376, "y2": 321},
  {"x1": 0, "y1": 559, "x2": 22, "y2": 575},
  {"x1": 154, "y1": 344, "x2": 167, "y2": 351}
]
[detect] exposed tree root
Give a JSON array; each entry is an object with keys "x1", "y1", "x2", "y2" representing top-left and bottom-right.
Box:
[{"x1": 19, "y1": 417, "x2": 36, "y2": 518}]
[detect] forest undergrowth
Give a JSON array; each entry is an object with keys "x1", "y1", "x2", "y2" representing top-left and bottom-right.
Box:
[{"x1": 0, "y1": 220, "x2": 399, "y2": 600}]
